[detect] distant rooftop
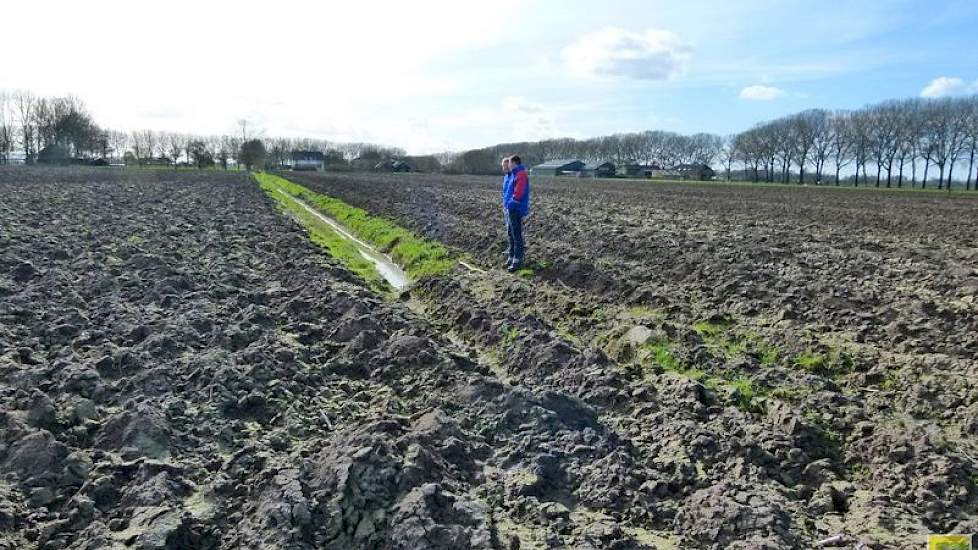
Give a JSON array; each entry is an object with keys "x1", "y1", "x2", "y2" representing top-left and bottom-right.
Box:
[{"x1": 533, "y1": 158, "x2": 582, "y2": 168}]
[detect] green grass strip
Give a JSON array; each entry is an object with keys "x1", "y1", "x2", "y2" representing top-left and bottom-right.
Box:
[
  {"x1": 257, "y1": 174, "x2": 388, "y2": 290},
  {"x1": 255, "y1": 172, "x2": 458, "y2": 279}
]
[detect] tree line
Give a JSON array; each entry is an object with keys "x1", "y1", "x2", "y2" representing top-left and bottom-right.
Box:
[
  {"x1": 0, "y1": 90, "x2": 404, "y2": 170},
  {"x1": 731, "y1": 96, "x2": 978, "y2": 190},
  {"x1": 2, "y1": 87, "x2": 976, "y2": 189},
  {"x1": 0, "y1": 91, "x2": 103, "y2": 162},
  {"x1": 442, "y1": 96, "x2": 978, "y2": 189},
  {"x1": 438, "y1": 132, "x2": 723, "y2": 176}
]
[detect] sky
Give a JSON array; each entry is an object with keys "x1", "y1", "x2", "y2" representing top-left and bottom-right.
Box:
[{"x1": 3, "y1": 0, "x2": 977, "y2": 154}]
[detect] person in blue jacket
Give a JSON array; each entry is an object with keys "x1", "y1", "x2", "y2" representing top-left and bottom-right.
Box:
[
  {"x1": 500, "y1": 156, "x2": 514, "y2": 262},
  {"x1": 503, "y1": 155, "x2": 530, "y2": 272}
]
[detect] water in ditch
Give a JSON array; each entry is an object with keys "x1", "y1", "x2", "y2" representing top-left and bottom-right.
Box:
[{"x1": 277, "y1": 189, "x2": 410, "y2": 290}]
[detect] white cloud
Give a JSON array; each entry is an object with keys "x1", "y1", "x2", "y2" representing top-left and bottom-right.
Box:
[
  {"x1": 0, "y1": 0, "x2": 519, "y2": 145},
  {"x1": 502, "y1": 96, "x2": 545, "y2": 115},
  {"x1": 739, "y1": 85, "x2": 785, "y2": 101},
  {"x1": 561, "y1": 27, "x2": 691, "y2": 80},
  {"x1": 920, "y1": 76, "x2": 978, "y2": 98},
  {"x1": 424, "y1": 96, "x2": 588, "y2": 150}
]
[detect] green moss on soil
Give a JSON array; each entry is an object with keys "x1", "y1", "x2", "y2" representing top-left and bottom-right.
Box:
[
  {"x1": 627, "y1": 305, "x2": 665, "y2": 319},
  {"x1": 647, "y1": 342, "x2": 683, "y2": 373},
  {"x1": 258, "y1": 176, "x2": 388, "y2": 290},
  {"x1": 693, "y1": 317, "x2": 749, "y2": 359},
  {"x1": 728, "y1": 376, "x2": 765, "y2": 414},
  {"x1": 256, "y1": 173, "x2": 458, "y2": 279},
  {"x1": 793, "y1": 348, "x2": 856, "y2": 377},
  {"x1": 501, "y1": 325, "x2": 520, "y2": 346},
  {"x1": 643, "y1": 341, "x2": 767, "y2": 414}
]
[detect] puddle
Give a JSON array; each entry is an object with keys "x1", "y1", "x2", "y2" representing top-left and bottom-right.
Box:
[{"x1": 276, "y1": 188, "x2": 410, "y2": 290}]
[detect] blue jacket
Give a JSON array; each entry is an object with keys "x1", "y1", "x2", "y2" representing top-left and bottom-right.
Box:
[
  {"x1": 501, "y1": 169, "x2": 514, "y2": 209},
  {"x1": 504, "y1": 164, "x2": 530, "y2": 217}
]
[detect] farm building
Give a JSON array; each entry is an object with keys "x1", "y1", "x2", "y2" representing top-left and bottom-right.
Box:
[
  {"x1": 581, "y1": 160, "x2": 616, "y2": 178},
  {"x1": 530, "y1": 159, "x2": 585, "y2": 176},
  {"x1": 668, "y1": 163, "x2": 716, "y2": 181},
  {"x1": 291, "y1": 151, "x2": 325, "y2": 171},
  {"x1": 621, "y1": 162, "x2": 664, "y2": 177}
]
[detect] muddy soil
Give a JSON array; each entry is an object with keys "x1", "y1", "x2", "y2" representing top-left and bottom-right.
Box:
[
  {"x1": 287, "y1": 172, "x2": 978, "y2": 360},
  {"x1": 283, "y1": 170, "x2": 978, "y2": 548},
  {"x1": 1, "y1": 167, "x2": 683, "y2": 549}
]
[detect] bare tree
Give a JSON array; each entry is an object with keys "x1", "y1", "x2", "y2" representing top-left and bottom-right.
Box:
[
  {"x1": 806, "y1": 110, "x2": 832, "y2": 184},
  {"x1": 848, "y1": 111, "x2": 874, "y2": 187},
  {"x1": 184, "y1": 134, "x2": 197, "y2": 169},
  {"x1": 827, "y1": 112, "x2": 854, "y2": 185},
  {"x1": 129, "y1": 131, "x2": 142, "y2": 165},
  {"x1": 14, "y1": 91, "x2": 37, "y2": 164},
  {"x1": 638, "y1": 131, "x2": 665, "y2": 167},
  {"x1": 238, "y1": 119, "x2": 250, "y2": 142},
  {"x1": 217, "y1": 135, "x2": 239, "y2": 170},
  {"x1": 720, "y1": 135, "x2": 737, "y2": 181},
  {"x1": 963, "y1": 97, "x2": 978, "y2": 191},
  {"x1": 878, "y1": 103, "x2": 903, "y2": 187},
  {"x1": 927, "y1": 98, "x2": 969, "y2": 190},
  {"x1": 942, "y1": 101, "x2": 970, "y2": 190},
  {"x1": 920, "y1": 133, "x2": 935, "y2": 190},
  {"x1": 900, "y1": 99, "x2": 927, "y2": 187},
  {"x1": 166, "y1": 132, "x2": 184, "y2": 167},
  {"x1": 770, "y1": 119, "x2": 793, "y2": 183},
  {"x1": 142, "y1": 130, "x2": 158, "y2": 161},
  {"x1": 621, "y1": 133, "x2": 644, "y2": 167},
  {"x1": 894, "y1": 123, "x2": 915, "y2": 188},
  {"x1": 107, "y1": 130, "x2": 129, "y2": 162},
  {"x1": 268, "y1": 137, "x2": 291, "y2": 169},
  {"x1": 790, "y1": 110, "x2": 822, "y2": 183},
  {"x1": 733, "y1": 128, "x2": 761, "y2": 182},
  {"x1": 691, "y1": 133, "x2": 722, "y2": 167},
  {"x1": 0, "y1": 91, "x2": 13, "y2": 164},
  {"x1": 865, "y1": 104, "x2": 898, "y2": 187}
]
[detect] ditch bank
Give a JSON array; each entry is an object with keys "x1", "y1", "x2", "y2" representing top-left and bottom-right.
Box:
[
  {"x1": 274, "y1": 186, "x2": 410, "y2": 290},
  {"x1": 257, "y1": 173, "x2": 458, "y2": 293}
]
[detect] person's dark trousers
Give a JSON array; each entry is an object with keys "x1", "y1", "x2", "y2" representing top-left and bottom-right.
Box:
[
  {"x1": 504, "y1": 209, "x2": 513, "y2": 258},
  {"x1": 507, "y1": 208, "x2": 524, "y2": 266}
]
